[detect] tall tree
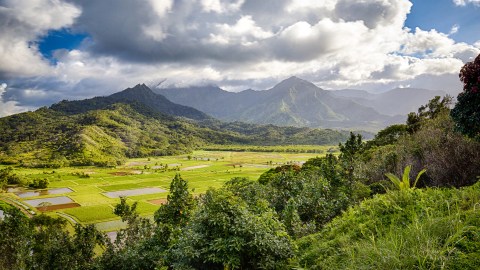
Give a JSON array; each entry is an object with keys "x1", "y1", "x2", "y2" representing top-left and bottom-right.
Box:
[
  {"x1": 451, "y1": 53, "x2": 480, "y2": 140},
  {"x1": 171, "y1": 189, "x2": 294, "y2": 269}
]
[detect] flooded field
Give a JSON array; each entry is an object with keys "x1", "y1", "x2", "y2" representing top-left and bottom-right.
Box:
[
  {"x1": 24, "y1": 196, "x2": 74, "y2": 207},
  {"x1": 16, "y1": 187, "x2": 73, "y2": 198}
]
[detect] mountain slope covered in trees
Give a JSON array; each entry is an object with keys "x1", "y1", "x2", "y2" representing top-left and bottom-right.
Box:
[
  {"x1": 50, "y1": 84, "x2": 211, "y2": 121},
  {"x1": 0, "y1": 94, "x2": 350, "y2": 167}
]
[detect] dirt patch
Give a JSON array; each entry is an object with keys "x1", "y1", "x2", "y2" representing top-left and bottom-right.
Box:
[
  {"x1": 181, "y1": 165, "x2": 210, "y2": 171},
  {"x1": 109, "y1": 171, "x2": 133, "y2": 176},
  {"x1": 37, "y1": 203, "x2": 80, "y2": 212},
  {"x1": 148, "y1": 198, "x2": 167, "y2": 205},
  {"x1": 243, "y1": 164, "x2": 271, "y2": 168}
]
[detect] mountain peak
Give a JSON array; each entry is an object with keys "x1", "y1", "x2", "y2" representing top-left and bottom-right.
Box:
[
  {"x1": 128, "y1": 83, "x2": 153, "y2": 93},
  {"x1": 272, "y1": 76, "x2": 319, "y2": 91}
]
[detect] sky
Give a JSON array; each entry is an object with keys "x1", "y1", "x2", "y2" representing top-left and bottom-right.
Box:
[{"x1": 0, "y1": 0, "x2": 480, "y2": 116}]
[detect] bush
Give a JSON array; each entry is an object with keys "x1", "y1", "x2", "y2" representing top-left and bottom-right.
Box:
[{"x1": 28, "y1": 178, "x2": 49, "y2": 189}]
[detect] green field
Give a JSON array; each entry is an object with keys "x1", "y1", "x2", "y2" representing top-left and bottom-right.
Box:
[{"x1": 1, "y1": 149, "x2": 329, "y2": 230}]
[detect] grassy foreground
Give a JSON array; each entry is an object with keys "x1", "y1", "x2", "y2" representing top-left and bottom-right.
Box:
[
  {"x1": 1, "y1": 150, "x2": 327, "y2": 229},
  {"x1": 297, "y1": 182, "x2": 480, "y2": 269}
]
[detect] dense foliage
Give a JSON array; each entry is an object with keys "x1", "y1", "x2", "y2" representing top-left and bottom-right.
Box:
[
  {"x1": 0, "y1": 102, "x2": 349, "y2": 168},
  {"x1": 297, "y1": 182, "x2": 480, "y2": 269},
  {"x1": 451, "y1": 53, "x2": 480, "y2": 140}
]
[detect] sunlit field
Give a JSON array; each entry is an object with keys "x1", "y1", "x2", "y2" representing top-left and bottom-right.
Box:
[{"x1": 1, "y1": 149, "x2": 332, "y2": 231}]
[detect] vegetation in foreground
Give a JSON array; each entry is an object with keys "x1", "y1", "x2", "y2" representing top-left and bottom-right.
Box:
[{"x1": 0, "y1": 55, "x2": 479, "y2": 269}]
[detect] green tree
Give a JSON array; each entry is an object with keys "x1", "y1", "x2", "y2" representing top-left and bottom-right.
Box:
[
  {"x1": 451, "y1": 53, "x2": 480, "y2": 140},
  {"x1": 98, "y1": 197, "x2": 159, "y2": 270},
  {"x1": 0, "y1": 208, "x2": 31, "y2": 270},
  {"x1": 172, "y1": 189, "x2": 294, "y2": 269},
  {"x1": 154, "y1": 174, "x2": 195, "y2": 227}
]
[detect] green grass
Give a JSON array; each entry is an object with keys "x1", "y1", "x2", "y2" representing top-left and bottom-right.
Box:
[
  {"x1": 61, "y1": 204, "x2": 117, "y2": 223},
  {"x1": 2, "y1": 149, "x2": 326, "y2": 227},
  {"x1": 99, "y1": 183, "x2": 143, "y2": 192},
  {"x1": 296, "y1": 182, "x2": 480, "y2": 269}
]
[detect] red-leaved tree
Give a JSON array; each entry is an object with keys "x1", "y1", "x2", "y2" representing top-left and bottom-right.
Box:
[{"x1": 451, "y1": 53, "x2": 480, "y2": 139}]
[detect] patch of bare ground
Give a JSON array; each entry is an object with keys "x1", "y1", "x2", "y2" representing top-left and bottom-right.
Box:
[
  {"x1": 37, "y1": 203, "x2": 80, "y2": 212},
  {"x1": 148, "y1": 198, "x2": 167, "y2": 205},
  {"x1": 109, "y1": 171, "x2": 133, "y2": 176}
]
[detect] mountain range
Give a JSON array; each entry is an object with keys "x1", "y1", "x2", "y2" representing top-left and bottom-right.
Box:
[
  {"x1": 156, "y1": 77, "x2": 447, "y2": 131},
  {"x1": 0, "y1": 84, "x2": 350, "y2": 167}
]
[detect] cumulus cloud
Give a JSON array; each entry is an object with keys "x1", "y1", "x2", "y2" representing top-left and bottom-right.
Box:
[
  {"x1": 0, "y1": 83, "x2": 30, "y2": 116},
  {"x1": 0, "y1": 0, "x2": 479, "y2": 115},
  {"x1": 0, "y1": 0, "x2": 80, "y2": 79}
]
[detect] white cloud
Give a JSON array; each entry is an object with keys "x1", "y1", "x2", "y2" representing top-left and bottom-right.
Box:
[
  {"x1": 1, "y1": 0, "x2": 479, "y2": 115},
  {"x1": 449, "y1": 24, "x2": 460, "y2": 35},
  {"x1": 453, "y1": 0, "x2": 480, "y2": 6},
  {"x1": 0, "y1": 83, "x2": 29, "y2": 117},
  {"x1": 0, "y1": 0, "x2": 81, "y2": 78}
]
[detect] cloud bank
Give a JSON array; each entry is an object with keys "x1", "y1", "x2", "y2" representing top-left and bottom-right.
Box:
[{"x1": 0, "y1": 0, "x2": 479, "y2": 112}]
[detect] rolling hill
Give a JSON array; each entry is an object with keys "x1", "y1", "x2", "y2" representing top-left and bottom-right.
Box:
[{"x1": 0, "y1": 84, "x2": 351, "y2": 167}]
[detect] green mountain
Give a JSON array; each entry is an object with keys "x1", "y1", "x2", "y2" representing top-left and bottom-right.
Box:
[
  {"x1": 51, "y1": 84, "x2": 210, "y2": 120},
  {"x1": 0, "y1": 85, "x2": 350, "y2": 168},
  {"x1": 156, "y1": 77, "x2": 403, "y2": 131}
]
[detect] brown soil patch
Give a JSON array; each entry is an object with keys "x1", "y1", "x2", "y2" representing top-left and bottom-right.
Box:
[
  {"x1": 109, "y1": 171, "x2": 132, "y2": 176},
  {"x1": 148, "y1": 198, "x2": 167, "y2": 205},
  {"x1": 37, "y1": 202, "x2": 81, "y2": 212}
]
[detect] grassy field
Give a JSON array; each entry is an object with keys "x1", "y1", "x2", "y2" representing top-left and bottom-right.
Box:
[{"x1": 1, "y1": 149, "x2": 330, "y2": 230}]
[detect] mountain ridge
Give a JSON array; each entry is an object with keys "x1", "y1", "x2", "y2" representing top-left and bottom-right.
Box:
[
  {"x1": 156, "y1": 77, "x2": 406, "y2": 131},
  {"x1": 51, "y1": 84, "x2": 211, "y2": 121}
]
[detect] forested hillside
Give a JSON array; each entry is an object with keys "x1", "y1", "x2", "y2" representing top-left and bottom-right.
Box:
[{"x1": 0, "y1": 97, "x2": 349, "y2": 167}]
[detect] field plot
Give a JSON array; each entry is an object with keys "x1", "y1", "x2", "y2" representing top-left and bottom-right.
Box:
[
  {"x1": 103, "y1": 187, "x2": 166, "y2": 198},
  {"x1": 4, "y1": 149, "x2": 326, "y2": 227},
  {"x1": 16, "y1": 187, "x2": 73, "y2": 198},
  {"x1": 24, "y1": 196, "x2": 74, "y2": 207}
]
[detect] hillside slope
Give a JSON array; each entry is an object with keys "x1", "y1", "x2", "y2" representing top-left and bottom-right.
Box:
[
  {"x1": 157, "y1": 77, "x2": 403, "y2": 130},
  {"x1": 51, "y1": 84, "x2": 211, "y2": 121},
  {"x1": 0, "y1": 100, "x2": 350, "y2": 167}
]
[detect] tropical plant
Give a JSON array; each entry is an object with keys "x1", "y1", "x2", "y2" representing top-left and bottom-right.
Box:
[{"x1": 385, "y1": 165, "x2": 426, "y2": 190}]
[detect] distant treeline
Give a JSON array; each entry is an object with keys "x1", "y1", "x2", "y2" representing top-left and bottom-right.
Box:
[{"x1": 202, "y1": 144, "x2": 338, "y2": 153}]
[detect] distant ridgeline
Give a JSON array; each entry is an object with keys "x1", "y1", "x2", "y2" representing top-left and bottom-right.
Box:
[
  {"x1": 0, "y1": 84, "x2": 350, "y2": 167},
  {"x1": 156, "y1": 77, "x2": 446, "y2": 131}
]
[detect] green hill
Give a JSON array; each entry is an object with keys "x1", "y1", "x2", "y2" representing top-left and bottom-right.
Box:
[
  {"x1": 0, "y1": 98, "x2": 350, "y2": 167},
  {"x1": 50, "y1": 83, "x2": 211, "y2": 120}
]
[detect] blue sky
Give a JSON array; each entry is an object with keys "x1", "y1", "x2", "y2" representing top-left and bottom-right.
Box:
[
  {"x1": 406, "y1": 0, "x2": 480, "y2": 43},
  {"x1": 1, "y1": 0, "x2": 480, "y2": 116}
]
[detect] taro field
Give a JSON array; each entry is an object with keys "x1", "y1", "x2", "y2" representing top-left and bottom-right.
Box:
[{"x1": 0, "y1": 149, "x2": 332, "y2": 232}]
